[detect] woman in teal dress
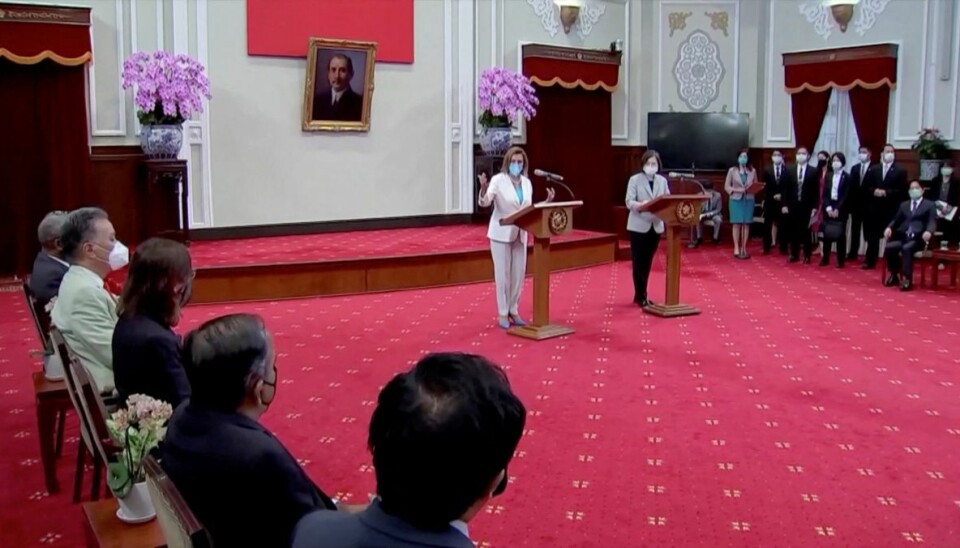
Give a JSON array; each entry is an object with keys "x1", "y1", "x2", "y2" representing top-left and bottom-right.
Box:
[{"x1": 724, "y1": 149, "x2": 758, "y2": 259}]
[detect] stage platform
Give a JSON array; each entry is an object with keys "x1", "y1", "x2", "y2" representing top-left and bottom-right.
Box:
[{"x1": 190, "y1": 224, "x2": 617, "y2": 303}]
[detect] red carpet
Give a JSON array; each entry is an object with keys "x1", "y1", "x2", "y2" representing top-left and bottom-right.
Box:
[
  {"x1": 1, "y1": 247, "x2": 959, "y2": 546},
  {"x1": 188, "y1": 225, "x2": 605, "y2": 268}
]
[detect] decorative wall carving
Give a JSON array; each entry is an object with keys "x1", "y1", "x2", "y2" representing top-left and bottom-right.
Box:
[
  {"x1": 705, "y1": 10, "x2": 729, "y2": 37},
  {"x1": 668, "y1": 12, "x2": 692, "y2": 38},
  {"x1": 673, "y1": 30, "x2": 724, "y2": 111},
  {"x1": 798, "y1": 0, "x2": 891, "y2": 40},
  {"x1": 525, "y1": 0, "x2": 607, "y2": 40}
]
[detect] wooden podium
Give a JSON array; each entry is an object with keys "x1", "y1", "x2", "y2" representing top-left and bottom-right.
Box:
[
  {"x1": 639, "y1": 194, "x2": 708, "y2": 318},
  {"x1": 500, "y1": 201, "x2": 583, "y2": 340}
]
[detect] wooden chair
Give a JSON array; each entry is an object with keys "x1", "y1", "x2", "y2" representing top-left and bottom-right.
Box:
[
  {"x1": 23, "y1": 280, "x2": 68, "y2": 460},
  {"x1": 50, "y1": 328, "x2": 111, "y2": 503},
  {"x1": 144, "y1": 456, "x2": 212, "y2": 548}
]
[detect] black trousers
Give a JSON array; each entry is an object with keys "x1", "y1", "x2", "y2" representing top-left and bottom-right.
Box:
[
  {"x1": 821, "y1": 217, "x2": 847, "y2": 265},
  {"x1": 847, "y1": 209, "x2": 863, "y2": 258},
  {"x1": 763, "y1": 205, "x2": 787, "y2": 253},
  {"x1": 788, "y1": 213, "x2": 813, "y2": 259},
  {"x1": 630, "y1": 229, "x2": 660, "y2": 302},
  {"x1": 885, "y1": 234, "x2": 922, "y2": 279}
]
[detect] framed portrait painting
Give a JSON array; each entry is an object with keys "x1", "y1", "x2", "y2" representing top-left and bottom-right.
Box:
[{"x1": 302, "y1": 38, "x2": 377, "y2": 132}]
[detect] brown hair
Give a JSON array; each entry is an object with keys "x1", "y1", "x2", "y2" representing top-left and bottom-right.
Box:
[
  {"x1": 500, "y1": 146, "x2": 530, "y2": 176},
  {"x1": 118, "y1": 237, "x2": 193, "y2": 326},
  {"x1": 640, "y1": 149, "x2": 662, "y2": 171}
]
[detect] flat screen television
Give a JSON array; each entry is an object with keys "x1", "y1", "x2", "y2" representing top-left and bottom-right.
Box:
[{"x1": 646, "y1": 112, "x2": 750, "y2": 172}]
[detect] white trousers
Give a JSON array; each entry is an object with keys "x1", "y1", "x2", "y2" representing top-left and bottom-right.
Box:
[{"x1": 490, "y1": 237, "x2": 527, "y2": 317}]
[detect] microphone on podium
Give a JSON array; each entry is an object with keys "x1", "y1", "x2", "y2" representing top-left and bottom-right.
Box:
[
  {"x1": 533, "y1": 168, "x2": 576, "y2": 199},
  {"x1": 668, "y1": 171, "x2": 695, "y2": 179}
]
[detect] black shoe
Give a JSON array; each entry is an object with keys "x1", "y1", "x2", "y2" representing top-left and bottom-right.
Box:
[
  {"x1": 802, "y1": 257, "x2": 811, "y2": 264},
  {"x1": 900, "y1": 280, "x2": 913, "y2": 291},
  {"x1": 884, "y1": 274, "x2": 900, "y2": 287},
  {"x1": 819, "y1": 259, "x2": 829, "y2": 266},
  {"x1": 712, "y1": 237, "x2": 721, "y2": 244},
  {"x1": 837, "y1": 262, "x2": 845, "y2": 268},
  {"x1": 845, "y1": 254, "x2": 857, "y2": 261},
  {"x1": 641, "y1": 299, "x2": 654, "y2": 307},
  {"x1": 687, "y1": 240, "x2": 700, "y2": 249},
  {"x1": 861, "y1": 263, "x2": 875, "y2": 270},
  {"x1": 762, "y1": 248, "x2": 771, "y2": 255},
  {"x1": 789, "y1": 256, "x2": 799, "y2": 263}
]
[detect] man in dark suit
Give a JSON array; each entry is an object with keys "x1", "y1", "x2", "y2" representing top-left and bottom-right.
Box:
[
  {"x1": 311, "y1": 53, "x2": 364, "y2": 122},
  {"x1": 29, "y1": 211, "x2": 70, "y2": 307},
  {"x1": 782, "y1": 147, "x2": 819, "y2": 263},
  {"x1": 883, "y1": 181, "x2": 937, "y2": 291},
  {"x1": 161, "y1": 314, "x2": 341, "y2": 547},
  {"x1": 845, "y1": 145, "x2": 874, "y2": 261},
  {"x1": 863, "y1": 143, "x2": 908, "y2": 269},
  {"x1": 293, "y1": 353, "x2": 526, "y2": 548},
  {"x1": 930, "y1": 161, "x2": 959, "y2": 247},
  {"x1": 762, "y1": 150, "x2": 789, "y2": 254}
]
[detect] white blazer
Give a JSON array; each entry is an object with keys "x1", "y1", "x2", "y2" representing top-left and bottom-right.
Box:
[
  {"x1": 479, "y1": 173, "x2": 533, "y2": 244},
  {"x1": 625, "y1": 173, "x2": 670, "y2": 234}
]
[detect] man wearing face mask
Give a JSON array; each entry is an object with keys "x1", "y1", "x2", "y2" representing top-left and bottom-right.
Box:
[
  {"x1": 783, "y1": 147, "x2": 820, "y2": 263},
  {"x1": 863, "y1": 143, "x2": 908, "y2": 269},
  {"x1": 846, "y1": 145, "x2": 875, "y2": 261},
  {"x1": 883, "y1": 181, "x2": 937, "y2": 291},
  {"x1": 294, "y1": 352, "x2": 525, "y2": 548},
  {"x1": 162, "y1": 314, "x2": 342, "y2": 547},
  {"x1": 51, "y1": 207, "x2": 127, "y2": 394},
  {"x1": 762, "y1": 150, "x2": 791, "y2": 254},
  {"x1": 929, "y1": 161, "x2": 959, "y2": 248}
]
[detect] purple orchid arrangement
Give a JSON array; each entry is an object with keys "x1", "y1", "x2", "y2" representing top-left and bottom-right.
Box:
[
  {"x1": 121, "y1": 51, "x2": 212, "y2": 125},
  {"x1": 477, "y1": 67, "x2": 539, "y2": 129}
]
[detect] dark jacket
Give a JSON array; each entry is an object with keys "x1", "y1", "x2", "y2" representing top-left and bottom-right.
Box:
[
  {"x1": 161, "y1": 404, "x2": 337, "y2": 547},
  {"x1": 865, "y1": 162, "x2": 908, "y2": 221},
  {"x1": 847, "y1": 161, "x2": 874, "y2": 211},
  {"x1": 293, "y1": 499, "x2": 473, "y2": 548},
  {"x1": 112, "y1": 313, "x2": 191, "y2": 408},
  {"x1": 822, "y1": 170, "x2": 851, "y2": 218},
  {"x1": 782, "y1": 163, "x2": 819, "y2": 215},
  {"x1": 29, "y1": 252, "x2": 69, "y2": 307},
  {"x1": 312, "y1": 87, "x2": 363, "y2": 122},
  {"x1": 887, "y1": 198, "x2": 937, "y2": 237}
]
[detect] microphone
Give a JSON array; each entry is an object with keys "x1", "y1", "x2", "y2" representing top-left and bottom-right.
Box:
[
  {"x1": 534, "y1": 169, "x2": 564, "y2": 181},
  {"x1": 668, "y1": 171, "x2": 695, "y2": 179}
]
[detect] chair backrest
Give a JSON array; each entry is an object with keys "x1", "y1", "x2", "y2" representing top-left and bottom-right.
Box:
[
  {"x1": 144, "y1": 456, "x2": 211, "y2": 548},
  {"x1": 22, "y1": 279, "x2": 53, "y2": 355},
  {"x1": 67, "y1": 357, "x2": 115, "y2": 468},
  {"x1": 50, "y1": 327, "x2": 96, "y2": 452}
]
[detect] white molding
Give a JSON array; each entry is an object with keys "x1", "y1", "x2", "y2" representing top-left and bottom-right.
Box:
[
  {"x1": 457, "y1": 0, "x2": 476, "y2": 213},
  {"x1": 657, "y1": 0, "x2": 740, "y2": 113},
  {"x1": 612, "y1": 0, "x2": 631, "y2": 142},
  {"x1": 89, "y1": 0, "x2": 127, "y2": 137},
  {"x1": 944, "y1": 0, "x2": 960, "y2": 141},
  {"x1": 130, "y1": 0, "x2": 140, "y2": 137},
  {"x1": 156, "y1": 0, "x2": 164, "y2": 51},
  {"x1": 923, "y1": 0, "x2": 939, "y2": 130},
  {"x1": 444, "y1": 0, "x2": 453, "y2": 212},
  {"x1": 196, "y1": 0, "x2": 214, "y2": 228},
  {"x1": 765, "y1": 0, "x2": 792, "y2": 142}
]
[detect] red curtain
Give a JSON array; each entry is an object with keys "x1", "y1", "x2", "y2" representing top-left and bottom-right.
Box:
[
  {"x1": 525, "y1": 85, "x2": 613, "y2": 232},
  {"x1": 789, "y1": 89, "x2": 832, "y2": 150},
  {"x1": 0, "y1": 59, "x2": 92, "y2": 276},
  {"x1": 848, "y1": 86, "x2": 891, "y2": 155}
]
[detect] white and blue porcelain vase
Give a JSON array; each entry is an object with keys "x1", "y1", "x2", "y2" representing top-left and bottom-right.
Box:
[
  {"x1": 479, "y1": 126, "x2": 513, "y2": 156},
  {"x1": 140, "y1": 124, "x2": 184, "y2": 159}
]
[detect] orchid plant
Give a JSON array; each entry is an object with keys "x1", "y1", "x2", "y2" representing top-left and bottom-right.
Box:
[
  {"x1": 106, "y1": 394, "x2": 173, "y2": 497},
  {"x1": 911, "y1": 128, "x2": 950, "y2": 160},
  {"x1": 121, "y1": 51, "x2": 212, "y2": 126},
  {"x1": 477, "y1": 67, "x2": 539, "y2": 129}
]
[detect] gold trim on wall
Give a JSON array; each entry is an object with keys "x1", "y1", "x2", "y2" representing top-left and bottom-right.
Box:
[
  {"x1": 0, "y1": 48, "x2": 90, "y2": 65},
  {"x1": 785, "y1": 78, "x2": 896, "y2": 94},
  {"x1": 529, "y1": 75, "x2": 617, "y2": 92},
  {"x1": 301, "y1": 37, "x2": 377, "y2": 133}
]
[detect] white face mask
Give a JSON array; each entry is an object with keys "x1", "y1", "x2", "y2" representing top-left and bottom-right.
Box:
[
  {"x1": 797, "y1": 154, "x2": 808, "y2": 164},
  {"x1": 943, "y1": 167, "x2": 955, "y2": 178},
  {"x1": 107, "y1": 241, "x2": 129, "y2": 271},
  {"x1": 772, "y1": 155, "x2": 783, "y2": 165},
  {"x1": 643, "y1": 165, "x2": 658, "y2": 177},
  {"x1": 883, "y1": 152, "x2": 895, "y2": 163},
  {"x1": 858, "y1": 153, "x2": 869, "y2": 163},
  {"x1": 832, "y1": 161, "x2": 842, "y2": 171}
]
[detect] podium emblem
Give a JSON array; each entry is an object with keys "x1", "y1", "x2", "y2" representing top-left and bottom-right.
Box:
[
  {"x1": 549, "y1": 209, "x2": 569, "y2": 234},
  {"x1": 675, "y1": 201, "x2": 696, "y2": 224}
]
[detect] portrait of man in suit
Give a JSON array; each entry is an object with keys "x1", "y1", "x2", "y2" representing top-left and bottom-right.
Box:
[{"x1": 302, "y1": 39, "x2": 377, "y2": 132}]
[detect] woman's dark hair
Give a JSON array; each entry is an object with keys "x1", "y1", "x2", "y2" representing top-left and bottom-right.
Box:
[
  {"x1": 831, "y1": 152, "x2": 847, "y2": 168},
  {"x1": 118, "y1": 238, "x2": 192, "y2": 325},
  {"x1": 737, "y1": 148, "x2": 754, "y2": 171},
  {"x1": 369, "y1": 353, "x2": 526, "y2": 532},
  {"x1": 817, "y1": 149, "x2": 830, "y2": 160},
  {"x1": 640, "y1": 150, "x2": 662, "y2": 171},
  {"x1": 182, "y1": 314, "x2": 271, "y2": 411}
]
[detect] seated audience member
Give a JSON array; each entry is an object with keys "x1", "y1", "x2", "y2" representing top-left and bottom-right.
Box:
[
  {"x1": 293, "y1": 352, "x2": 526, "y2": 548},
  {"x1": 161, "y1": 314, "x2": 338, "y2": 547},
  {"x1": 883, "y1": 181, "x2": 937, "y2": 291},
  {"x1": 931, "y1": 161, "x2": 958, "y2": 248},
  {"x1": 112, "y1": 238, "x2": 193, "y2": 408},
  {"x1": 30, "y1": 210, "x2": 70, "y2": 308},
  {"x1": 689, "y1": 180, "x2": 723, "y2": 248},
  {"x1": 51, "y1": 207, "x2": 127, "y2": 393}
]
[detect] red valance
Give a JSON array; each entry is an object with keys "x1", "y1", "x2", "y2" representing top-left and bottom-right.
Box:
[
  {"x1": 522, "y1": 44, "x2": 621, "y2": 92},
  {"x1": 0, "y1": 3, "x2": 92, "y2": 66},
  {"x1": 783, "y1": 43, "x2": 897, "y2": 94}
]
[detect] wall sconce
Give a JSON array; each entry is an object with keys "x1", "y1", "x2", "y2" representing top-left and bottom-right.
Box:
[
  {"x1": 823, "y1": 0, "x2": 861, "y2": 33},
  {"x1": 554, "y1": 0, "x2": 582, "y2": 34}
]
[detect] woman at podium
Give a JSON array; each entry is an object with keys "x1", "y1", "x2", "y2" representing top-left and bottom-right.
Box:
[
  {"x1": 625, "y1": 150, "x2": 670, "y2": 307},
  {"x1": 478, "y1": 146, "x2": 555, "y2": 329},
  {"x1": 724, "y1": 149, "x2": 758, "y2": 259}
]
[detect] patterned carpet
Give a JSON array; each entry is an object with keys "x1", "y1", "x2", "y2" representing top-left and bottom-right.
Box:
[
  {"x1": 188, "y1": 225, "x2": 605, "y2": 268},
  {"x1": 0, "y1": 246, "x2": 958, "y2": 546}
]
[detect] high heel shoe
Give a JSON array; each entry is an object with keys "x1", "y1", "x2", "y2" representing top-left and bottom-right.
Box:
[
  {"x1": 509, "y1": 315, "x2": 528, "y2": 326},
  {"x1": 497, "y1": 317, "x2": 510, "y2": 329}
]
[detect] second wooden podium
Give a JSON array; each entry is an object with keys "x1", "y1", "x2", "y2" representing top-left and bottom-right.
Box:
[
  {"x1": 639, "y1": 194, "x2": 708, "y2": 318},
  {"x1": 500, "y1": 201, "x2": 583, "y2": 340}
]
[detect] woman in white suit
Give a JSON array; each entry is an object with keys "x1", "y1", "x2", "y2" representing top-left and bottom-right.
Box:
[
  {"x1": 625, "y1": 150, "x2": 670, "y2": 307},
  {"x1": 478, "y1": 146, "x2": 555, "y2": 329}
]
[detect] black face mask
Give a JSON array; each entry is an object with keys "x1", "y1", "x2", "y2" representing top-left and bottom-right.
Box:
[{"x1": 492, "y1": 468, "x2": 508, "y2": 497}]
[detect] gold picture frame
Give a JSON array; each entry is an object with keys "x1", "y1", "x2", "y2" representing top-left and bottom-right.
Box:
[{"x1": 302, "y1": 37, "x2": 377, "y2": 132}]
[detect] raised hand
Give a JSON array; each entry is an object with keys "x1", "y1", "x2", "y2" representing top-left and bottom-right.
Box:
[{"x1": 545, "y1": 187, "x2": 556, "y2": 203}]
